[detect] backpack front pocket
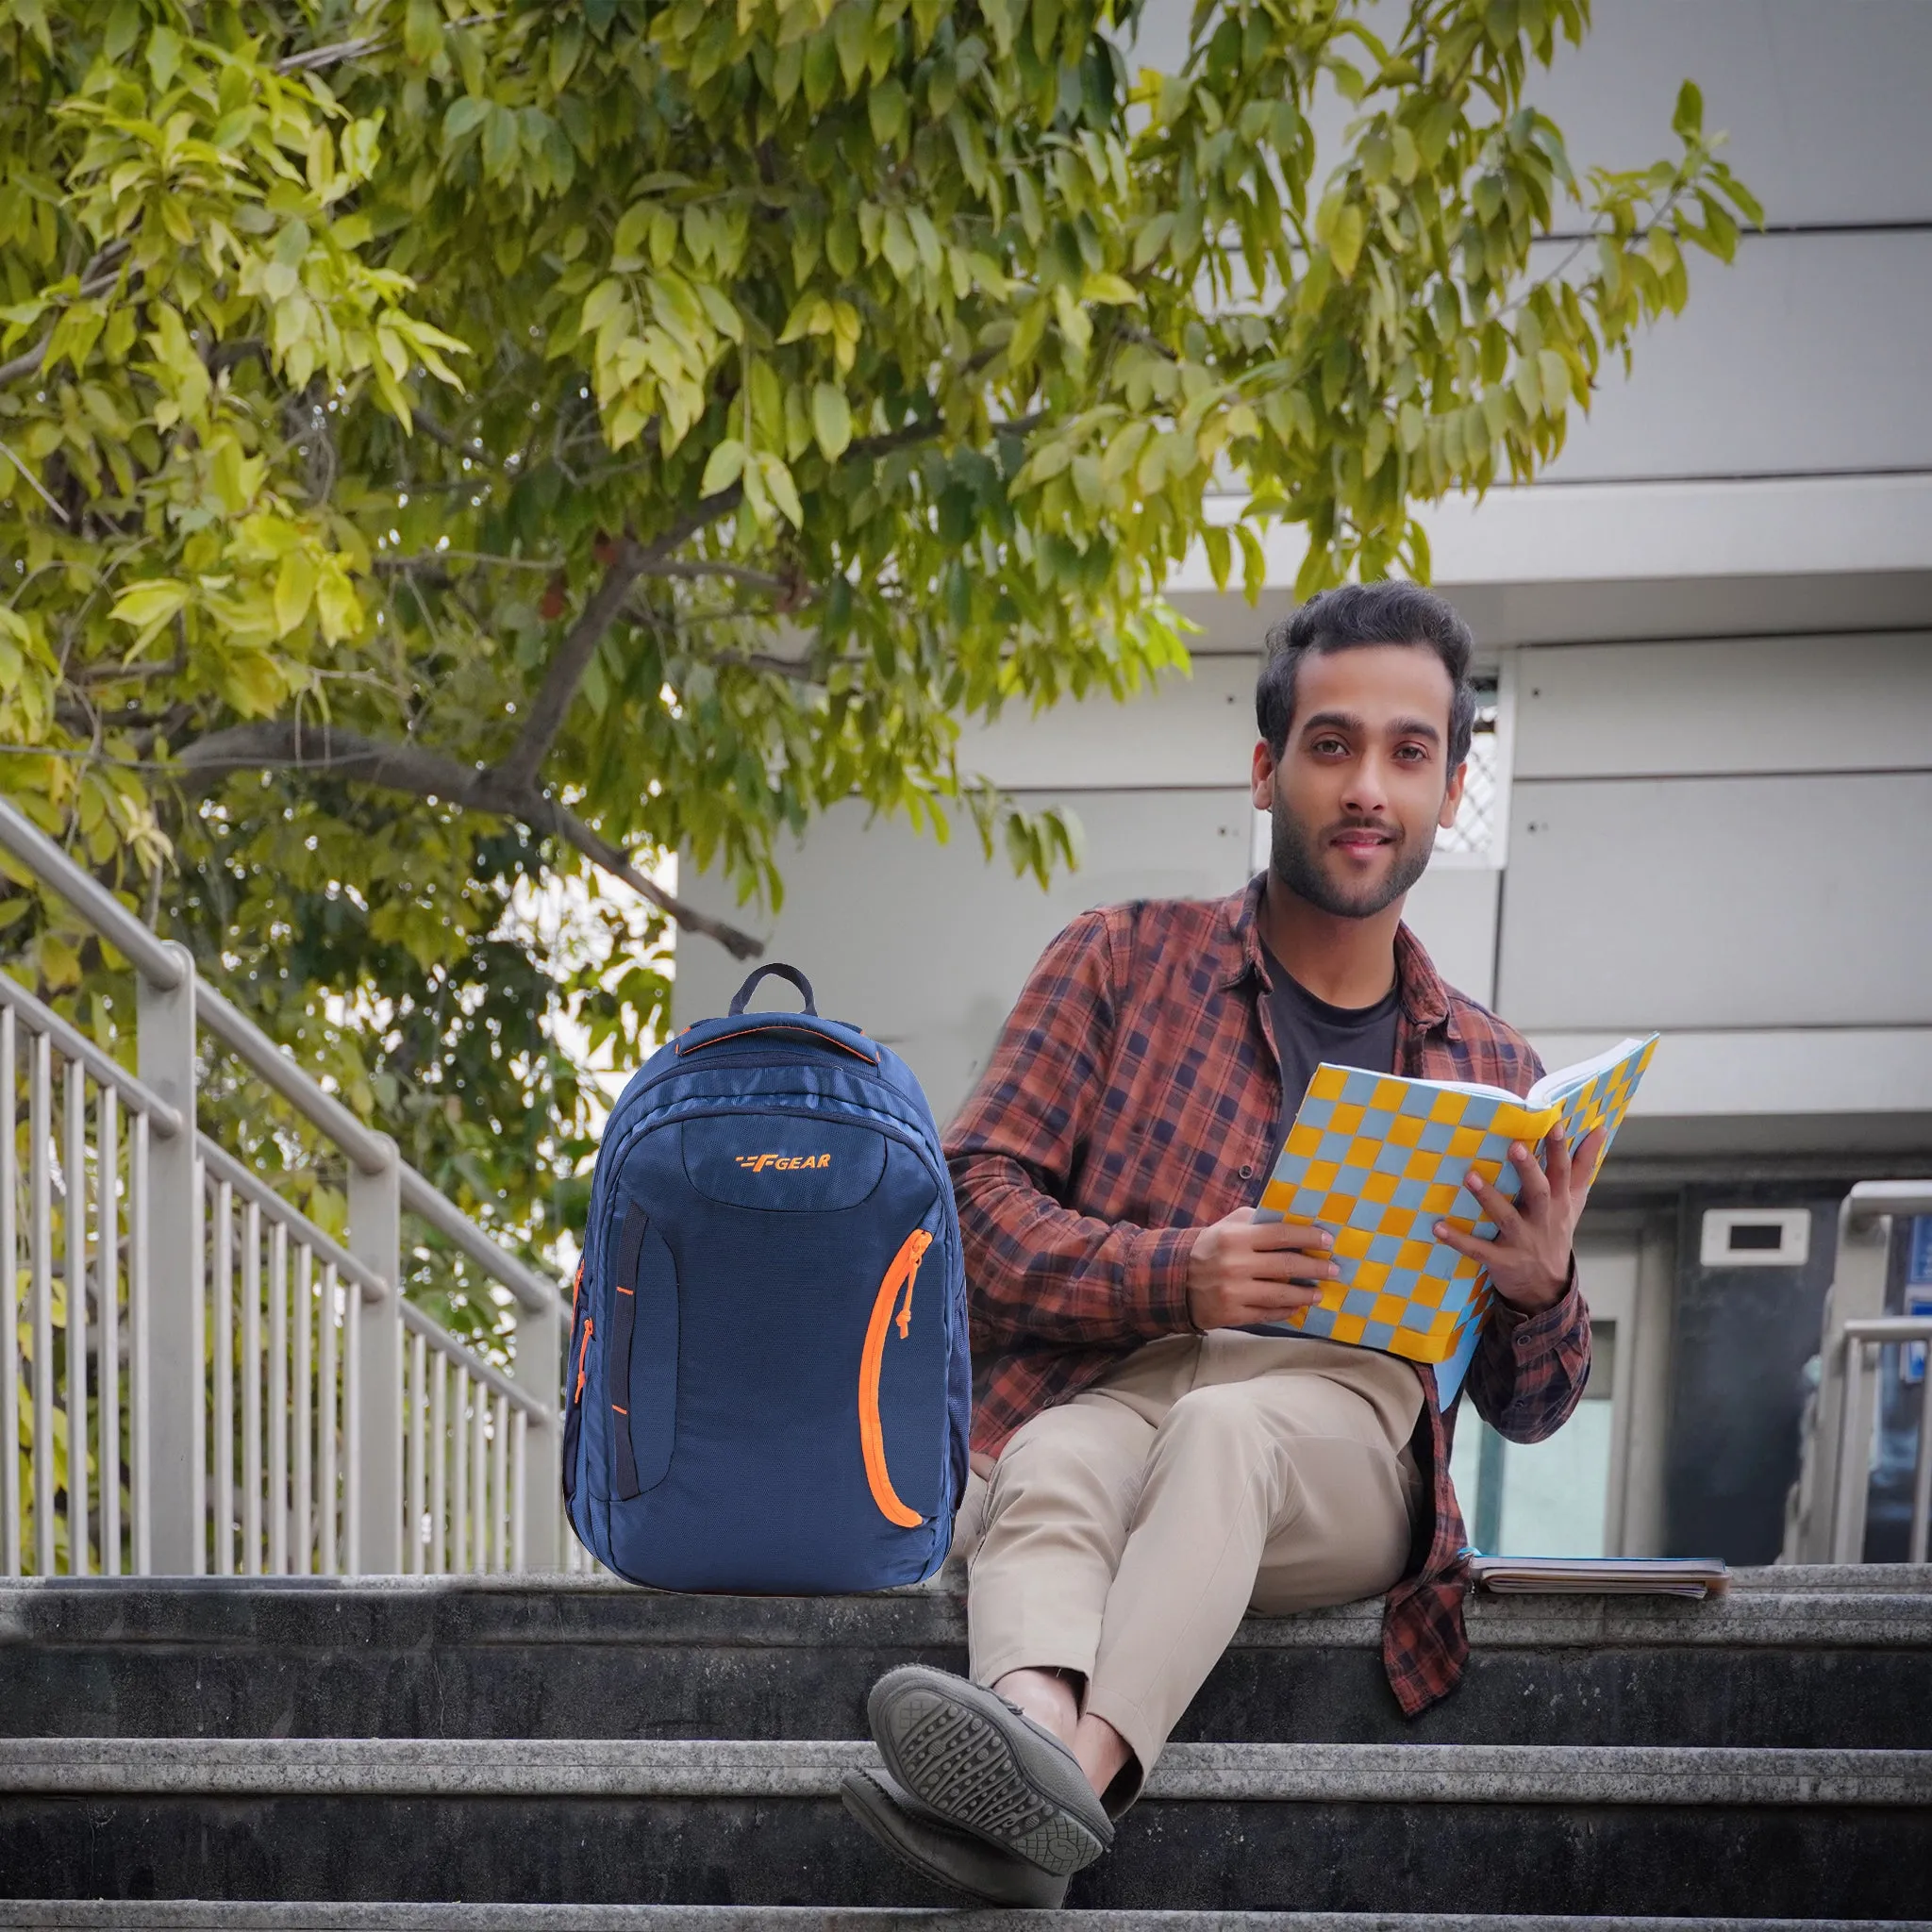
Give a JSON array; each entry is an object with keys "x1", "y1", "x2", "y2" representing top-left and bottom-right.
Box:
[{"x1": 608, "y1": 1199, "x2": 679, "y2": 1499}]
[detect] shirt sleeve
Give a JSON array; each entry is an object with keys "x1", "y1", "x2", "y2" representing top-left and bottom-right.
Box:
[
  {"x1": 1461, "y1": 1026, "x2": 1593, "y2": 1441},
  {"x1": 1467, "y1": 1264, "x2": 1592, "y2": 1442},
  {"x1": 944, "y1": 909, "x2": 1200, "y2": 1352}
]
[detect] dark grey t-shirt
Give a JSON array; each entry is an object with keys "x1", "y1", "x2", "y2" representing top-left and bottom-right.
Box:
[{"x1": 1260, "y1": 941, "x2": 1402, "y2": 1160}]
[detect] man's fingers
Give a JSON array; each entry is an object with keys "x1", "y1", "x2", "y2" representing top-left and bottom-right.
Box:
[
  {"x1": 1246, "y1": 1219, "x2": 1336, "y2": 1254},
  {"x1": 1433, "y1": 1220, "x2": 1501, "y2": 1268},
  {"x1": 1462, "y1": 1169, "x2": 1523, "y2": 1240},
  {"x1": 1244, "y1": 1251, "x2": 1341, "y2": 1286},
  {"x1": 1511, "y1": 1141, "x2": 1551, "y2": 1215},
  {"x1": 1544, "y1": 1129, "x2": 1573, "y2": 1191},
  {"x1": 1571, "y1": 1125, "x2": 1607, "y2": 1204},
  {"x1": 1236, "y1": 1283, "x2": 1325, "y2": 1321}
]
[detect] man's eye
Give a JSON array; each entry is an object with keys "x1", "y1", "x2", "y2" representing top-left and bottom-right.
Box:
[
  {"x1": 1311, "y1": 737, "x2": 1348, "y2": 756},
  {"x1": 1395, "y1": 744, "x2": 1428, "y2": 762}
]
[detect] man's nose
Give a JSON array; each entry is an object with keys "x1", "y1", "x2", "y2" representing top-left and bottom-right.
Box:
[{"x1": 1340, "y1": 754, "x2": 1392, "y2": 816}]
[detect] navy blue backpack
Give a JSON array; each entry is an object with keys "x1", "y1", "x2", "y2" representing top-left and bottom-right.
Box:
[{"x1": 563, "y1": 963, "x2": 971, "y2": 1591}]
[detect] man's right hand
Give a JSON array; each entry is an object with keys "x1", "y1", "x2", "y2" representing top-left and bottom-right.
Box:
[{"x1": 1186, "y1": 1207, "x2": 1338, "y2": 1331}]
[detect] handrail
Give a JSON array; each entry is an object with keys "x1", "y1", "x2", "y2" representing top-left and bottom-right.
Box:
[
  {"x1": 398, "y1": 1169, "x2": 565, "y2": 1318},
  {"x1": 399, "y1": 1302, "x2": 549, "y2": 1420},
  {"x1": 1843, "y1": 1181, "x2": 1932, "y2": 1229},
  {"x1": 1842, "y1": 1317, "x2": 1932, "y2": 1344},
  {"x1": 195, "y1": 984, "x2": 394, "y2": 1178},
  {"x1": 1, "y1": 818, "x2": 566, "y2": 1319},
  {"x1": 200, "y1": 988, "x2": 564, "y2": 1317},
  {"x1": 0, "y1": 973, "x2": 185, "y2": 1138},
  {"x1": 0, "y1": 797, "x2": 188, "y2": 991},
  {"x1": 1837, "y1": 1314, "x2": 1932, "y2": 1568},
  {"x1": 196, "y1": 1136, "x2": 389, "y2": 1306}
]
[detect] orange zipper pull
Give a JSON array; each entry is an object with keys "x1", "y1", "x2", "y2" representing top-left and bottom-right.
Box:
[
  {"x1": 575, "y1": 1316, "x2": 593, "y2": 1402},
  {"x1": 894, "y1": 1229, "x2": 931, "y2": 1339}
]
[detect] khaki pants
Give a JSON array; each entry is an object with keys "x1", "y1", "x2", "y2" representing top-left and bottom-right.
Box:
[{"x1": 960, "y1": 1331, "x2": 1424, "y2": 1805}]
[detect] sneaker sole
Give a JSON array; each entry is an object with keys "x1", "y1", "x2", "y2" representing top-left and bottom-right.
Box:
[
  {"x1": 868, "y1": 1666, "x2": 1112, "y2": 1877},
  {"x1": 839, "y1": 1770, "x2": 1068, "y2": 1908}
]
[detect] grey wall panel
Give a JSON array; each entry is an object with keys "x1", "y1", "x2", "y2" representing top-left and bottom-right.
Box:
[
  {"x1": 1132, "y1": 0, "x2": 1932, "y2": 225},
  {"x1": 1402, "y1": 866, "x2": 1500, "y2": 1009},
  {"x1": 956, "y1": 654, "x2": 1263, "y2": 791},
  {"x1": 1175, "y1": 573, "x2": 1932, "y2": 655},
  {"x1": 677, "y1": 790, "x2": 1257, "y2": 1124},
  {"x1": 1519, "y1": 1, "x2": 1932, "y2": 227},
  {"x1": 1543, "y1": 233, "x2": 1932, "y2": 482},
  {"x1": 1513, "y1": 633, "x2": 1932, "y2": 778},
  {"x1": 1495, "y1": 771, "x2": 1932, "y2": 1029}
]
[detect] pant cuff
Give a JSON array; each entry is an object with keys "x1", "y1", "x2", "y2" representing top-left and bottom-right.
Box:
[
  {"x1": 969, "y1": 1644, "x2": 1098, "y2": 1691},
  {"x1": 1075, "y1": 1685, "x2": 1164, "y2": 1816}
]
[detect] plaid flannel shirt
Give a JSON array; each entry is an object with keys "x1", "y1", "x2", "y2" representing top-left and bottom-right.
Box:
[{"x1": 944, "y1": 874, "x2": 1591, "y2": 1718}]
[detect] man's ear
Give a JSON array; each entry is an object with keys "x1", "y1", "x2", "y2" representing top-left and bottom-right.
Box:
[
  {"x1": 1438, "y1": 759, "x2": 1468, "y2": 831},
  {"x1": 1250, "y1": 739, "x2": 1277, "y2": 813}
]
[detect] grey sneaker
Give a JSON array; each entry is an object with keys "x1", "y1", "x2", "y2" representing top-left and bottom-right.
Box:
[
  {"x1": 866, "y1": 1663, "x2": 1114, "y2": 1876},
  {"x1": 840, "y1": 1767, "x2": 1071, "y2": 1908}
]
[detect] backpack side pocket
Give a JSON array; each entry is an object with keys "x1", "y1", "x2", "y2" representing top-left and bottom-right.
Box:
[{"x1": 858, "y1": 1225, "x2": 935, "y2": 1528}]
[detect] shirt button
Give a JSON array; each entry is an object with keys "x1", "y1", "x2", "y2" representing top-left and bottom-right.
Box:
[{"x1": 1239, "y1": 1163, "x2": 1255, "y2": 1180}]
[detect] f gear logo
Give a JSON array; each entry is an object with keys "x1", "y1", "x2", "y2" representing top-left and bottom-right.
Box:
[{"x1": 735, "y1": 1153, "x2": 832, "y2": 1172}]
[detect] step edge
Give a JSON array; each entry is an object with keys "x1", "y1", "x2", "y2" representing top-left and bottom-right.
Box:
[
  {"x1": 2, "y1": 1910, "x2": 1928, "y2": 1932},
  {"x1": 2, "y1": 1739, "x2": 1928, "y2": 1807}
]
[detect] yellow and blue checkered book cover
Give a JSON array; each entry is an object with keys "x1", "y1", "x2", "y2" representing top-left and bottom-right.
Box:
[{"x1": 1251, "y1": 1035, "x2": 1658, "y2": 1394}]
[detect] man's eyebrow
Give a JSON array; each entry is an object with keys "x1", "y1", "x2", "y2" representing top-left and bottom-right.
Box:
[{"x1": 1298, "y1": 708, "x2": 1442, "y2": 743}]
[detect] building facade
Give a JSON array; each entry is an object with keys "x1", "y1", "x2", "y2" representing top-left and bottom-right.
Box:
[{"x1": 676, "y1": 2, "x2": 1932, "y2": 1565}]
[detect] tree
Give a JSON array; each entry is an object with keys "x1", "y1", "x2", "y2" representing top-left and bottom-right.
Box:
[{"x1": 0, "y1": 0, "x2": 1756, "y2": 1332}]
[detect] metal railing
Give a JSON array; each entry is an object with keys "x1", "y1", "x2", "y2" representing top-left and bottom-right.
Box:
[
  {"x1": 1783, "y1": 1180, "x2": 1932, "y2": 1566},
  {"x1": 0, "y1": 794, "x2": 581, "y2": 1577}
]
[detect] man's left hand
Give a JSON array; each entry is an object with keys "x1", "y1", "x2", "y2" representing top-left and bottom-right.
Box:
[{"x1": 1434, "y1": 1124, "x2": 1607, "y2": 1314}]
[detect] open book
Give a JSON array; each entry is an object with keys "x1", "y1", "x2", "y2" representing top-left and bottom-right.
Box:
[
  {"x1": 1249, "y1": 1035, "x2": 1658, "y2": 1404},
  {"x1": 1467, "y1": 1554, "x2": 1728, "y2": 1598}
]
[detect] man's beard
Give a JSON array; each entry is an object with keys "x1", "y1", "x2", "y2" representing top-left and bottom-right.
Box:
[{"x1": 1269, "y1": 793, "x2": 1435, "y2": 919}]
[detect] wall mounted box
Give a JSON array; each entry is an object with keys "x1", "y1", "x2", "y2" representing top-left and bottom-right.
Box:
[{"x1": 1698, "y1": 1207, "x2": 1812, "y2": 1269}]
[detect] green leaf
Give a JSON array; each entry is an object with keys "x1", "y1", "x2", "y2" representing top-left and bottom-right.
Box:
[
  {"x1": 441, "y1": 96, "x2": 491, "y2": 147},
  {"x1": 700, "y1": 439, "x2": 747, "y2": 496},
  {"x1": 146, "y1": 25, "x2": 181, "y2": 92},
  {"x1": 759, "y1": 454, "x2": 804, "y2": 528},
  {"x1": 405, "y1": 0, "x2": 444, "y2": 62},
  {"x1": 868, "y1": 78, "x2": 907, "y2": 146},
  {"x1": 1329, "y1": 203, "x2": 1365, "y2": 279},
  {"x1": 274, "y1": 550, "x2": 317, "y2": 636},
  {"x1": 810, "y1": 383, "x2": 852, "y2": 460},
  {"x1": 108, "y1": 580, "x2": 188, "y2": 634},
  {"x1": 1672, "y1": 80, "x2": 1704, "y2": 141}
]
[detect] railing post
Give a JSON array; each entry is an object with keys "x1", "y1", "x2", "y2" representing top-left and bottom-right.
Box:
[
  {"x1": 349, "y1": 1135, "x2": 404, "y2": 1574},
  {"x1": 1795, "y1": 1186, "x2": 1911, "y2": 1563},
  {"x1": 509, "y1": 1293, "x2": 563, "y2": 1569},
  {"x1": 139, "y1": 941, "x2": 201, "y2": 1575}
]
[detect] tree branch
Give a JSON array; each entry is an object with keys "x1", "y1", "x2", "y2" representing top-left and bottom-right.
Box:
[
  {"x1": 0, "y1": 244, "x2": 133, "y2": 388},
  {"x1": 175, "y1": 719, "x2": 763, "y2": 958},
  {"x1": 490, "y1": 410, "x2": 1046, "y2": 797},
  {"x1": 491, "y1": 537, "x2": 657, "y2": 795}
]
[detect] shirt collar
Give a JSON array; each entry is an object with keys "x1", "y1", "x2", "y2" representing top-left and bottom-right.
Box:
[{"x1": 1219, "y1": 874, "x2": 1457, "y2": 1040}]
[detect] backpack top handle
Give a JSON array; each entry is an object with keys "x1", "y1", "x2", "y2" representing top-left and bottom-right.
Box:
[{"x1": 727, "y1": 962, "x2": 817, "y2": 1016}]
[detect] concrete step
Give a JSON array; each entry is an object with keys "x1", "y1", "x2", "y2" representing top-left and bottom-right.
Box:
[
  {"x1": 5, "y1": 1569, "x2": 1929, "y2": 1749},
  {"x1": 3, "y1": 1738, "x2": 1929, "y2": 1917},
  {"x1": 4, "y1": 1912, "x2": 1930, "y2": 1932}
]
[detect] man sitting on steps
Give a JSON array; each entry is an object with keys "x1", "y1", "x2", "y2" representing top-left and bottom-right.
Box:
[{"x1": 840, "y1": 583, "x2": 1602, "y2": 1907}]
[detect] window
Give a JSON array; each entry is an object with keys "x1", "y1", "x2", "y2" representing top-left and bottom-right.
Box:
[
  {"x1": 1452, "y1": 1320, "x2": 1617, "y2": 1557},
  {"x1": 1430, "y1": 665, "x2": 1514, "y2": 870}
]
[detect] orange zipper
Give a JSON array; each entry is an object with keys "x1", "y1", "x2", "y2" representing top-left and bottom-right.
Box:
[
  {"x1": 858, "y1": 1227, "x2": 934, "y2": 1529},
  {"x1": 575, "y1": 1315, "x2": 593, "y2": 1403}
]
